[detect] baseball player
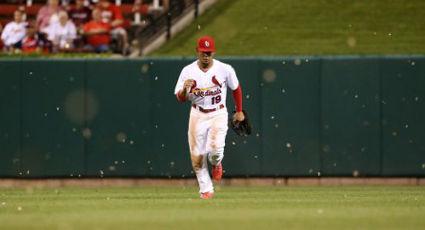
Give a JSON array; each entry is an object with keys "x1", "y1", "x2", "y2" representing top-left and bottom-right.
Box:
[{"x1": 174, "y1": 35, "x2": 245, "y2": 199}]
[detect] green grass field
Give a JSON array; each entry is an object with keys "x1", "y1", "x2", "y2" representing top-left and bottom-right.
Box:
[
  {"x1": 1, "y1": 186, "x2": 424, "y2": 229},
  {"x1": 152, "y1": 0, "x2": 425, "y2": 56}
]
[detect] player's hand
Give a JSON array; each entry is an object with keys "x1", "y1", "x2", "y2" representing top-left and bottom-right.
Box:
[
  {"x1": 233, "y1": 111, "x2": 245, "y2": 122},
  {"x1": 183, "y1": 79, "x2": 196, "y2": 92}
]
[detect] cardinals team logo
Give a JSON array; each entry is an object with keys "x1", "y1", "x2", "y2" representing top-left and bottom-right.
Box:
[
  {"x1": 204, "y1": 41, "x2": 210, "y2": 47},
  {"x1": 190, "y1": 75, "x2": 222, "y2": 97},
  {"x1": 192, "y1": 87, "x2": 221, "y2": 97},
  {"x1": 211, "y1": 75, "x2": 222, "y2": 88}
]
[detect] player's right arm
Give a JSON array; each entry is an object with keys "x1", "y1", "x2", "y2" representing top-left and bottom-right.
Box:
[
  {"x1": 174, "y1": 67, "x2": 194, "y2": 103},
  {"x1": 176, "y1": 80, "x2": 195, "y2": 102}
]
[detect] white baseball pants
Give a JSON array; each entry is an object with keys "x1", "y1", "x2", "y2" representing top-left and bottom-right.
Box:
[{"x1": 188, "y1": 107, "x2": 228, "y2": 194}]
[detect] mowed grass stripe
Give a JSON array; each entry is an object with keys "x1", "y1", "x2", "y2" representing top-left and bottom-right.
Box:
[
  {"x1": 152, "y1": 0, "x2": 425, "y2": 56},
  {"x1": 0, "y1": 186, "x2": 424, "y2": 229}
]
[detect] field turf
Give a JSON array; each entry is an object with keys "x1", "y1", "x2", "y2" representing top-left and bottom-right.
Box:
[{"x1": 0, "y1": 186, "x2": 424, "y2": 229}]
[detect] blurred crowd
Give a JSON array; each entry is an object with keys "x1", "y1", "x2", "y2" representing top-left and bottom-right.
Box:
[{"x1": 0, "y1": 0, "x2": 169, "y2": 55}]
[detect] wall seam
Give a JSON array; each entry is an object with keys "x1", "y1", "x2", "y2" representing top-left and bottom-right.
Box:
[
  {"x1": 83, "y1": 59, "x2": 88, "y2": 176},
  {"x1": 378, "y1": 58, "x2": 383, "y2": 176},
  {"x1": 259, "y1": 59, "x2": 265, "y2": 175},
  {"x1": 19, "y1": 58, "x2": 23, "y2": 177},
  {"x1": 318, "y1": 58, "x2": 324, "y2": 176}
]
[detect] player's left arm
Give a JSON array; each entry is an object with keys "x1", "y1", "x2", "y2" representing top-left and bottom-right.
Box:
[
  {"x1": 227, "y1": 65, "x2": 245, "y2": 122},
  {"x1": 232, "y1": 86, "x2": 245, "y2": 122}
]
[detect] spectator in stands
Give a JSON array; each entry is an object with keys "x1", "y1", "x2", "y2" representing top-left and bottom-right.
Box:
[
  {"x1": 82, "y1": 8, "x2": 110, "y2": 53},
  {"x1": 132, "y1": 0, "x2": 150, "y2": 17},
  {"x1": 0, "y1": 22, "x2": 3, "y2": 50},
  {"x1": 132, "y1": 0, "x2": 169, "y2": 16},
  {"x1": 68, "y1": 0, "x2": 92, "y2": 27},
  {"x1": 21, "y1": 21, "x2": 41, "y2": 54},
  {"x1": 1, "y1": 10, "x2": 27, "y2": 52},
  {"x1": 68, "y1": 0, "x2": 92, "y2": 48},
  {"x1": 0, "y1": 23, "x2": 3, "y2": 50},
  {"x1": 97, "y1": 0, "x2": 129, "y2": 54},
  {"x1": 44, "y1": 10, "x2": 77, "y2": 51},
  {"x1": 36, "y1": 0, "x2": 64, "y2": 31}
]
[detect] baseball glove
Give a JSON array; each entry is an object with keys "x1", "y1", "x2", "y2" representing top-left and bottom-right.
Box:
[{"x1": 229, "y1": 110, "x2": 252, "y2": 136}]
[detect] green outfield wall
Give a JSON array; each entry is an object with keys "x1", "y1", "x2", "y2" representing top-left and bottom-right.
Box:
[{"x1": 0, "y1": 57, "x2": 424, "y2": 178}]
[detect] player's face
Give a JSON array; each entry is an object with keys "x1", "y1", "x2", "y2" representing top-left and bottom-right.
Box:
[{"x1": 197, "y1": 51, "x2": 214, "y2": 67}]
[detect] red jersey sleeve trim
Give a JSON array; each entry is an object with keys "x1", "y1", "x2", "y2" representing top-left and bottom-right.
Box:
[{"x1": 232, "y1": 85, "x2": 243, "y2": 112}]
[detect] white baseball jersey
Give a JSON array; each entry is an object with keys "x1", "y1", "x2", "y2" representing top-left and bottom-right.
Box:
[
  {"x1": 174, "y1": 59, "x2": 239, "y2": 110},
  {"x1": 1, "y1": 21, "x2": 27, "y2": 46}
]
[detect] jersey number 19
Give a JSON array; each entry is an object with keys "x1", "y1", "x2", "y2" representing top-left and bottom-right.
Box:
[{"x1": 211, "y1": 95, "x2": 221, "y2": 105}]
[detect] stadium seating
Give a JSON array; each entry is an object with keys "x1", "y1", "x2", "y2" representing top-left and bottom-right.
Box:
[
  {"x1": 0, "y1": 2, "x2": 137, "y2": 26},
  {"x1": 0, "y1": 0, "x2": 196, "y2": 55}
]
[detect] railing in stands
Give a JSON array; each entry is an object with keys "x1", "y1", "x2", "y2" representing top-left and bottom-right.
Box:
[{"x1": 133, "y1": 0, "x2": 200, "y2": 54}]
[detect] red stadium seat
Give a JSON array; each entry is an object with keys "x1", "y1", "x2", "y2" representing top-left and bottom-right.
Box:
[
  {"x1": 119, "y1": 3, "x2": 150, "y2": 18},
  {"x1": 26, "y1": 4, "x2": 43, "y2": 16},
  {"x1": 120, "y1": 4, "x2": 134, "y2": 15},
  {"x1": 0, "y1": 3, "x2": 43, "y2": 20},
  {"x1": 0, "y1": 4, "x2": 19, "y2": 15}
]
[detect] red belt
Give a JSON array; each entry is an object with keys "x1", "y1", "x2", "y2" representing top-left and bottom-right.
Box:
[{"x1": 192, "y1": 104, "x2": 224, "y2": 113}]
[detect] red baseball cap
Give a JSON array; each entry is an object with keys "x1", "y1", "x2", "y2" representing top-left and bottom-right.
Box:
[{"x1": 197, "y1": 35, "x2": 216, "y2": 52}]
